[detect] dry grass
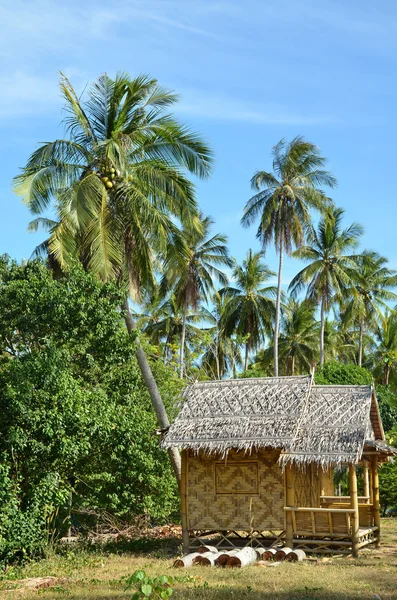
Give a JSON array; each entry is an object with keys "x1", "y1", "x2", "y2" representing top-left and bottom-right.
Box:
[{"x1": 1, "y1": 519, "x2": 397, "y2": 600}]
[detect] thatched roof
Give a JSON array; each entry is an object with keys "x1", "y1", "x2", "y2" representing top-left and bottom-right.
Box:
[{"x1": 162, "y1": 375, "x2": 396, "y2": 467}]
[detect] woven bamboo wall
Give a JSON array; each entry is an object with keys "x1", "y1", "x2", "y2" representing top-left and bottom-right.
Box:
[
  {"x1": 322, "y1": 467, "x2": 334, "y2": 496},
  {"x1": 186, "y1": 449, "x2": 284, "y2": 531},
  {"x1": 294, "y1": 465, "x2": 324, "y2": 507}
]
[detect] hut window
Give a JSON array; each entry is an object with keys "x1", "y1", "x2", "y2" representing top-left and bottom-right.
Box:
[{"x1": 215, "y1": 461, "x2": 259, "y2": 495}]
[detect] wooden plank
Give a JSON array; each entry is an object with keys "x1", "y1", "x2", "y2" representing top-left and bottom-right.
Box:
[{"x1": 285, "y1": 507, "x2": 355, "y2": 514}]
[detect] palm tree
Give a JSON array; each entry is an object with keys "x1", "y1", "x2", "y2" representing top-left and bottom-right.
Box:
[
  {"x1": 139, "y1": 293, "x2": 208, "y2": 366},
  {"x1": 279, "y1": 298, "x2": 318, "y2": 374},
  {"x1": 249, "y1": 298, "x2": 318, "y2": 375},
  {"x1": 200, "y1": 293, "x2": 242, "y2": 379},
  {"x1": 369, "y1": 312, "x2": 397, "y2": 386},
  {"x1": 241, "y1": 136, "x2": 336, "y2": 376},
  {"x1": 162, "y1": 214, "x2": 232, "y2": 378},
  {"x1": 14, "y1": 72, "x2": 213, "y2": 482},
  {"x1": 221, "y1": 250, "x2": 276, "y2": 371},
  {"x1": 342, "y1": 251, "x2": 397, "y2": 366},
  {"x1": 289, "y1": 207, "x2": 363, "y2": 365}
]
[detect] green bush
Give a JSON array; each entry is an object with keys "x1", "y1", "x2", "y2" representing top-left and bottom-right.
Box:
[{"x1": 314, "y1": 362, "x2": 373, "y2": 385}]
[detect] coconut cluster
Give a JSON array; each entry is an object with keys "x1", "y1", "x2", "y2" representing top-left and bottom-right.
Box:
[{"x1": 96, "y1": 165, "x2": 122, "y2": 189}]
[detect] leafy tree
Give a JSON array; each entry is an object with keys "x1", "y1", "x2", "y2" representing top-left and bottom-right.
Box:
[
  {"x1": 0, "y1": 258, "x2": 182, "y2": 563},
  {"x1": 241, "y1": 136, "x2": 336, "y2": 375},
  {"x1": 379, "y1": 459, "x2": 397, "y2": 515},
  {"x1": 289, "y1": 207, "x2": 363, "y2": 365},
  {"x1": 375, "y1": 385, "x2": 397, "y2": 433},
  {"x1": 221, "y1": 250, "x2": 276, "y2": 371},
  {"x1": 314, "y1": 361, "x2": 372, "y2": 385},
  {"x1": 342, "y1": 251, "x2": 397, "y2": 366},
  {"x1": 14, "y1": 73, "x2": 213, "y2": 481}
]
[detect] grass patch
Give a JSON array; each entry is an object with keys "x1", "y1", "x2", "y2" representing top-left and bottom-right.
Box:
[{"x1": 1, "y1": 519, "x2": 397, "y2": 600}]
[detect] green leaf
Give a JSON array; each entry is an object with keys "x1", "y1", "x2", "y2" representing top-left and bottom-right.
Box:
[{"x1": 141, "y1": 584, "x2": 152, "y2": 596}]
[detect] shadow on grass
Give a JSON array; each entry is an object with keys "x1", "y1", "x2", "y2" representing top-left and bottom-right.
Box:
[
  {"x1": 49, "y1": 589, "x2": 395, "y2": 600},
  {"x1": 59, "y1": 535, "x2": 182, "y2": 558}
]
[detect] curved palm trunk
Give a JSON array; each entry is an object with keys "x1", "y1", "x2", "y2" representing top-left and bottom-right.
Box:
[
  {"x1": 384, "y1": 364, "x2": 390, "y2": 386},
  {"x1": 122, "y1": 299, "x2": 181, "y2": 484},
  {"x1": 358, "y1": 319, "x2": 364, "y2": 367},
  {"x1": 320, "y1": 296, "x2": 326, "y2": 366},
  {"x1": 291, "y1": 355, "x2": 295, "y2": 376},
  {"x1": 215, "y1": 335, "x2": 221, "y2": 380},
  {"x1": 274, "y1": 240, "x2": 284, "y2": 376},
  {"x1": 179, "y1": 300, "x2": 188, "y2": 379},
  {"x1": 244, "y1": 342, "x2": 249, "y2": 372}
]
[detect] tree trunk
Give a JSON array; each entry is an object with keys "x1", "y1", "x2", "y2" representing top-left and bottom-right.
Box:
[
  {"x1": 358, "y1": 319, "x2": 364, "y2": 367},
  {"x1": 274, "y1": 239, "x2": 284, "y2": 376},
  {"x1": 384, "y1": 365, "x2": 390, "y2": 386},
  {"x1": 122, "y1": 299, "x2": 181, "y2": 483},
  {"x1": 291, "y1": 355, "x2": 295, "y2": 376},
  {"x1": 244, "y1": 342, "x2": 249, "y2": 372},
  {"x1": 215, "y1": 335, "x2": 221, "y2": 380},
  {"x1": 320, "y1": 295, "x2": 326, "y2": 366},
  {"x1": 179, "y1": 300, "x2": 188, "y2": 379}
]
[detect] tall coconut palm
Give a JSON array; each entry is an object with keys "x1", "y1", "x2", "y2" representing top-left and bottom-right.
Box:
[
  {"x1": 241, "y1": 136, "x2": 336, "y2": 376},
  {"x1": 279, "y1": 298, "x2": 318, "y2": 374},
  {"x1": 250, "y1": 298, "x2": 318, "y2": 375},
  {"x1": 139, "y1": 293, "x2": 208, "y2": 366},
  {"x1": 200, "y1": 293, "x2": 243, "y2": 379},
  {"x1": 342, "y1": 251, "x2": 397, "y2": 366},
  {"x1": 13, "y1": 72, "x2": 213, "y2": 482},
  {"x1": 162, "y1": 214, "x2": 233, "y2": 378},
  {"x1": 221, "y1": 250, "x2": 277, "y2": 371},
  {"x1": 289, "y1": 207, "x2": 363, "y2": 365}
]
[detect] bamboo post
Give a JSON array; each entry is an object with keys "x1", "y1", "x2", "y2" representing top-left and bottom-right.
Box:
[
  {"x1": 369, "y1": 464, "x2": 374, "y2": 505},
  {"x1": 363, "y1": 462, "x2": 370, "y2": 502},
  {"x1": 349, "y1": 464, "x2": 359, "y2": 558},
  {"x1": 285, "y1": 465, "x2": 294, "y2": 548},
  {"x1": 371, "y1": 455, "x2": 380, "y2": 547},
  {"x1": 180, "y1": 450, "x2": 190, "y2": 553}
]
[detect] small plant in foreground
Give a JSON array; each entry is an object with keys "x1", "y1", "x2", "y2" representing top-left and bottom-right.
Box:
[{"x1": 125, "y1": 570, "x2": 174, "y2": 599}]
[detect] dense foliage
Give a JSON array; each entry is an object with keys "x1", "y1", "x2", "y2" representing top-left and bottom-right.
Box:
[
  {"x1": 314, "y1": 362, "x2": 373, "y2": 385},
  {"x1": 0, "y1": 258, "x2": 182, "y2": 564}
]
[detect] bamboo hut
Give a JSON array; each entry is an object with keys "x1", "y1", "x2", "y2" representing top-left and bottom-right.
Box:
[{"x1": 162, "y1": 375, "x2": 397, "y2": 556}]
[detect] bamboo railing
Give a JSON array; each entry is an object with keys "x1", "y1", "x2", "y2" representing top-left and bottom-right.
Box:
[{"x1": 284, "y1": 506, "x2": 355, "y2": 538}]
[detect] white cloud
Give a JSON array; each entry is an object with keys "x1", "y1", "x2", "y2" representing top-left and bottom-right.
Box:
[{"x1": 176, "y1": 90, "x2": 335, "y2": 126}]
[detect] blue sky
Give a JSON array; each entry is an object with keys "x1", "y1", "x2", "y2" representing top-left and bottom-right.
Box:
[{"x1": 1, "y1": 0, "x2": 397, "y2": 288}]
